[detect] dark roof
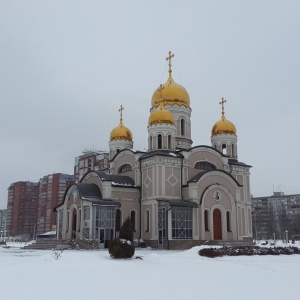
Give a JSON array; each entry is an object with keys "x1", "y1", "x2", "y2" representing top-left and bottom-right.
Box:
[
  {"x1": 94, "y1": 170, "x2": 136, "y2": 187},
  {"x1": 83, "y1": 198, "x2": 121, "y2": 207},
  {"x1": 76, "y1": 183, "x2": 102, "y2": 199},
  {"x1": 189, "y1": 169, "x2": 243, "y2": 187},
  {"x1": 109, "y1": 148, "x2": 145, "y2": 162},
  {"x1": 140, "y1": 149, "x2": 184, "y2": 160},
  {"x1": 157, "y1": 199, "x2": 198, "y2": 208},
  {"x1": 228, "y1": 159, "x2": 252, "y2": 168}
]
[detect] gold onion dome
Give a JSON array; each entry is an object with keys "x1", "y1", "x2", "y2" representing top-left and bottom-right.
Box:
[
  {"x1": 110, "y1": 105, "x2": 133, "y2": 141},
  {"x1": 148, "y1": 102, "x2": 175, "y2": 126},
  {"x1": 151, "y1": 51, "x2": 190, "y2": 107},
  {"x1": 211, "y1": 98, "x2": 236, "y2": 136}
]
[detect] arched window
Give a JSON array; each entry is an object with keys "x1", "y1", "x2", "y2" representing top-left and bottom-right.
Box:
[
  {"x1": 167, "y1": 134, "x2": 172, "y2": 149},
  {"x1": 194, "y1": 161, "x2": 216, "y2": 171},
  {"x1": 149, "y1": 135, "x2": 153, "y2": 150},
  {"x1": 116, "y1": 209, "x2": 122, "y2": 231},
  {"x1": 131, "y1": 210, "x2": 136, "y2": 231},
  {"x1": 231, "y1": 144, "x2": 235, "y2": 157},
  {"x1": 116, "y1": 149, "x2": 120, "y2": 154},
  {"x1": 145, "y1": 209, "x2": 150, "y2": 232},
  {"x1": 214, "y1": 144, "x2": 217, "y2": 149},
  {"x1": 226, "y1": 211, "x2": 231, "y2": 232},
  {"x1": 158, "y1": 134, "x2": 162, "y2": 149},
  {"x1": 204, "y1": 210, "x2": 209, "y2": 231},
  {"x1": 222, "y1": 144, "x2": 227, "y2": 155},
  {"x1": 118, "y1": 164, "x2": 132, "y2": 173},
  {"x1": 180, "y1": 119, "x2": 185, "y2": 136}
]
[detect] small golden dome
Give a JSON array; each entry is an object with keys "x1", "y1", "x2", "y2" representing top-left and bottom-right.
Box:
[
  {"x1": 110, "y1": 120, "x2": 133, "y2": 141},
  {"x1": 148, "y1": 102, "x2": 175, "y2": 126},
  {"x1": 151, "y1": 75, "x2": 190, "y2": 107},
  {"x1": 110, "y1": 105, "x2": 133, "y2": 141},
  {"x1": 211, "y1": 115, "x2": 236, "y2": 136}
]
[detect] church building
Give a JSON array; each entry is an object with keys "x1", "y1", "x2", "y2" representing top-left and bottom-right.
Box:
[{"x1": 55, "y1": 52, "x2": 253, "y2": 249}]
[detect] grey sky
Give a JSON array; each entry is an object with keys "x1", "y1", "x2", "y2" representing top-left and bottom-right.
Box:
[{"x1": 1, "y1": 0, "x2": 299, "y2": 209}]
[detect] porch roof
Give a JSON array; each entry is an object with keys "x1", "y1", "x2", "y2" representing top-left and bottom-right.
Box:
[
  {"x1": 82, "y1": 197, "x2": 121, "y2": 208},
  {"x1": 157, "y1": 199, "x2": 198, "y2": 208}
]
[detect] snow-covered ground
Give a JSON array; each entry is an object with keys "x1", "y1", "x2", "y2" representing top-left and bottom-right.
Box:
[{"x1": 1, "y1": 242, "x2": 300, "y2": 300}]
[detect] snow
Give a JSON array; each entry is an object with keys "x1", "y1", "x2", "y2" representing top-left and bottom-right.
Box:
[{"x1": 1, "y1": 243, "x2": 300, "y2": 300}]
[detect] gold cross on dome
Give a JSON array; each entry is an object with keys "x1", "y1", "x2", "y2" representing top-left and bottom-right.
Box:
[
  {"x1": 166, "y1": 51, "x2": 175, "y2": 76},
  {"x1": 158, "y1": 84, "x2": 165, "y2": 100},
  {"x1": 119, "y1": 105, "x2": 124, "y2": 121},
  {"x1": 219, "y1": 97, "x2": 226, "y2": 115}
]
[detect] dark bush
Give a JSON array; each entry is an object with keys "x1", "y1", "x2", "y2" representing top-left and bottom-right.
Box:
[
  {"x1": 119, "y1": 217, "x2": 134, "y2": 241},
  {"x1": 108, "y1": 238, "x2": 135, "y2": 259},
  {"x1": 108, "y1": 216, "x2": 135, "y2": 259},
  {"x1": 199, "y1": 246, "x2": 300, "y2": 258}
]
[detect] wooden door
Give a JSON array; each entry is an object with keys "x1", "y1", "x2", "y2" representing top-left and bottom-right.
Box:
[{"x1": 213, "y1": 209, "x2": 222, "y2": 240}]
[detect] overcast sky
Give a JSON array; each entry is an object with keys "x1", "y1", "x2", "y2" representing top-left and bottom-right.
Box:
[{"x1": 1, "y1": 0, "x2": 299, "y2": 209}]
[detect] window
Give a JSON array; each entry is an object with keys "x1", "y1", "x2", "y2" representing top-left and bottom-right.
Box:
[
  {"x1": 222, "y1": 144, "x2": 227, "y2": 155},
  {"x1": 167, "y1": 134, "x2": 172, "y2": 149},
  {"x1": 194, "y1": 161, "x2": 216, "y2": 171},
  {"x1": 83, "y1": 206, "x2": 90, "y2": 221},
  {"x1": 231, "y1": 144, "x2": 235, "y2": 157},
  {"x1": 118, "y1": 164, "x2": 132, "y2": 173},
  {"x1": 180, "y1": 119, "x2": 185, "y2": 136},
  {"x1": 172, "y1": 207, "x2": 193, "y2": 239},
  {"x1": 158, "y1": 134, "x2": 162, "y2": 149},
  {"x1": 145, "y1": 209, "x2": 150, "y2": 232},
  {"x1": 226, "y1": 211, "x2": 231, "y2": 232},
  {"x1": 149, "y1": 135, "x2": 153, "y2": 150},
  {"x1": 131, "y1": 210, "x2": 136, "y2": 231},
  {"x1": 204, "y1": 210, "x2": 209, "y2": 231}
]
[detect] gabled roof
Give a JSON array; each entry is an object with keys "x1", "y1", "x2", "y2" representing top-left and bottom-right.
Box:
[
  {"x1": 54, "y1": 182, "x2": 121, "y2": 211},
  {"x1": 188, "y1": 169, "x2": 243, "y2": 187}
]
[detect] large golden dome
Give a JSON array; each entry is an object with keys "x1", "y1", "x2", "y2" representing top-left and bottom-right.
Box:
[
  {"x1": 151, "y1": 51, "x2": 190, "y2": 107},
  {"x1": 148, "y1": 102, "x2": 175, "y2": 126},
  {"x1": 151, "y1": 75, "x2": 190, "y2": 107},
  {"x1": 110, "y1": 120, "x2": 133, "y2": 141},
  {"x1": 212, "y1": 98, "x2": 236, "y2": 137}
]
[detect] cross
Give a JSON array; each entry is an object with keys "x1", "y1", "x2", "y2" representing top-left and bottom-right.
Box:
[
  {"x1": 219, "y1": 97, "x2": 226, "y2": 115},
  {"x1": 166, "y1": 51, "x2": 175, "y2": 76},
  {"x1": 119, "y1": 105, "x2": 124, "y2": 121},
  {"x1": 158, "y1": 84, "x2": 165, "y2": 101}
]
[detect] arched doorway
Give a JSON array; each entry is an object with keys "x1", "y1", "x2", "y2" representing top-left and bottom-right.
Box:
[
  {"x1": 213, "y1": 209, "x2": 222, "y2": 240},
  {"x1": 72, "y1": 209, "x2": 77, "y2": 239}
]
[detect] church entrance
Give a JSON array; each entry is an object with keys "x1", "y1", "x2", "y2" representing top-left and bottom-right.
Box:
[
  {"x1": 213, "y1": 209, "x2": 222, "y2": 240},
  {"x1": 72, "y1": 209, "x2": 77, "y2": 239}
]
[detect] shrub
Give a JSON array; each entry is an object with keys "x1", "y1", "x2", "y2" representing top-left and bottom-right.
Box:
[
  {"x1": 199, "y1": 246, "x2": 300, "y2": 258},
  {"x1": 108, "y1": 216, "x2": 135, "y2": 259},
  {"x1": 108, "y1": 238, "x2": 135, "y2": 259},
  {"x1": 119, "y1": 217, "x2": 134, "y2": 241}
]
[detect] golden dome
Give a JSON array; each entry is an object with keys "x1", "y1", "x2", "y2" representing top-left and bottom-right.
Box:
[
  {"x1": 148, "y1": 102, "x2": 175, "y2": 126},
  {"x1": 110, "y1": 105, "x2": 133, "y2": 141},
  {"x1": 110, "y1": 120, "x2": 133, "y2": 141},
  {"x1": 211, "y1": 115, "x2": 236, "y2": 136},
  {"x1": 151, "y1": 51, "x2": 190, "y2": 107},
  {"x1": 151, "y1": 75, "x2": 190, "y2": 107},
  {"x1": 211, "y1": 98, "x2": 236, "y2": 136}
]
